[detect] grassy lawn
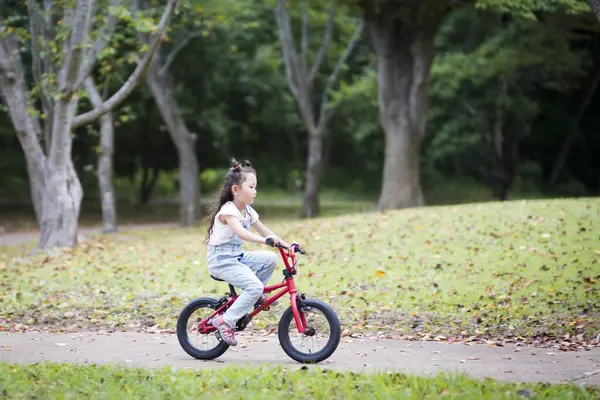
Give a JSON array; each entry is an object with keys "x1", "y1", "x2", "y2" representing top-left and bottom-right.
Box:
[
  {"x1": 0, "y1": 198, "x2": 599, "y2": 345},
  {"x1": 1, "y1": 362, "x2": 598, "y2": 399}
]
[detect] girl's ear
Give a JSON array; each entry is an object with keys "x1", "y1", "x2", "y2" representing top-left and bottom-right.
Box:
[{"x1": 231, "y1": 184, "x2": 238, "y2": 196}]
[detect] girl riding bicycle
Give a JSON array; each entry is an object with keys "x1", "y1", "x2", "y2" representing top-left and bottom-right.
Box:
[{"x1": 205, "y1": 158, "x2": 297, "y2": 346}]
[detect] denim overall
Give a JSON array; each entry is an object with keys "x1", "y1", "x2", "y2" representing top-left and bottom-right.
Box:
[{"x1": 207, "y1": 209, "x2": 278, "y2": 328}]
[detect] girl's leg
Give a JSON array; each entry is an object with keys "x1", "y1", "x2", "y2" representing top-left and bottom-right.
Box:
[
  {"x1": 209, "y1": 259, "x2": 263, "y2": 329},
  {"x1": 238, "y1": 251, "x2": 278, "y2": 285}
]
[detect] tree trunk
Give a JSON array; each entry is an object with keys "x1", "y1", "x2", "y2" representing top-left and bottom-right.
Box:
[
  {"x1": 1, "y1": 32, "x2": 83, "y2": 247},
  {"x1": 38, "y1": 160, "x2": 83, "y2": 248},
  {"x1": 588, "y1": 0, "x2": 600, "y2": 22},
  {"x1": 302, "y1": 127, "x2": 325, "y2": 218},
  {"x1": 1, "y1": 0, "x2": 176, "y2": 250},
  {"x1": 37, "y1": 0, "x2": 92, "y2": 249},
  {"x1": 39, "y1": 85, "x2": 85, "y2": 248},
  {"x1": 98, "y1": 115, "x2": 117, "y2": 232},
  {"x1": 275, "y1": 0, "x2": 363, "y2": 218},
  {"x1": 489, "y1": 92, "x2": 510, "y2": 201},
  {"x1": 139, "y1": 165, "x2": 159, "y2": 205},
  {"x1": 367, "y1": 11, "x2": 442, "y2": 210},
  {"x1": 379, "y1": 129, "x2": 424, "y2": 208},
  {"x1": 0, "y1": 34, "x2": 46, "y2": 224},
  {"x1": 549, "y1": 69, "x2": 600, "y2": 186},
  {"x1": 146, "y1": 59, "x2": 199, "y2": 226},
  {"x1": 84, "y1": 77, "x2": 117, "y2": 233}
]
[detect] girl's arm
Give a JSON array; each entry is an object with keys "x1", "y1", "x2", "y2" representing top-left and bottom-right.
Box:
[
  {"x1": 222, "y1": 215, "x2": 268, "y2": 245},
  {"x1": 253, "y1": 220, "x2": 291, "y2": 248}
]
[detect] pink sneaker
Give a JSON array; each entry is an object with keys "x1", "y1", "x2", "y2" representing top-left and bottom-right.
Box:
[{"x1": 210, "y1": 316, "x2": 237, "y2": 346}]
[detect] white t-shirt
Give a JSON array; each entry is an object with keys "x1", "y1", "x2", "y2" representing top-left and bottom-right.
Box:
[{"x1": 208, "y1": 201, "x2": 260, "y2": 245}]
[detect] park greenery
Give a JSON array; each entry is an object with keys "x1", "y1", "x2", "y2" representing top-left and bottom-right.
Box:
[
  {"x1": 1, "y1": 198, "x2": 598, "y2": 344},
  {"x1": 1, "y1": 362, "x2": 599, "y2": 399},
  {"x1": 0, "y1": 0, "x2": 599, "y2": 250},
  {"x1": 1, "y1": 1, "x2": 600, "y2": 393}
]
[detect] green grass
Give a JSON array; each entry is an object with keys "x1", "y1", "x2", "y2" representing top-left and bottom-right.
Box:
[
  {"x1": 0, "y1": 362, "x2": 597, "y2": 399},
  {"x1": 0, "y1": 198, "x2": 599, "y2": 342}
]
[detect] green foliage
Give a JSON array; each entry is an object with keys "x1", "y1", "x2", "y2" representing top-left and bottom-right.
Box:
[
  {"x1": 474, "y1": 0, "x2": 592, "y2": 18},
  {"x1": 1, "y1": 362, "x2": 598, "y2": 399},
  {"x1": 199, "y1": 167, "x2": 229, "y2": 194},
  {"x1": 425, "y1": 7, "x2": 597, "y2": 195},
  {"x1": 2, "y1": 0, "x2": 600, "y2": 205},
  {"x1": 330, "y1": 67, "x2": 379, "y2": 141}
]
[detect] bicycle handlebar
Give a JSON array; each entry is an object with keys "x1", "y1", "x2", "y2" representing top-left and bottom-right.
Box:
[{"x1": 265, "y1": 237, "x2": 307, "y2": 255}]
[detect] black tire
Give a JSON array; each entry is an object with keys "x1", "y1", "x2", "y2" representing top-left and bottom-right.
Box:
[
  {"x1": 278, "y1": 298, "x2": 341, "y2": 364},
  {"x1": 177, "y1": 297, "x2": 229, "y2": 360}
]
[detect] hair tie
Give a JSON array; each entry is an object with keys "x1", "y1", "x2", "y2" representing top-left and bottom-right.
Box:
[{"x1": 230, "y1": 158, "x2": 242, "y2": 173}]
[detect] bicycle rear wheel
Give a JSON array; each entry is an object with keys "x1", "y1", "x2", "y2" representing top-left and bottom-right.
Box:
[{"x1": 177, "y1": 297, "x2": 229, "y2": 360}]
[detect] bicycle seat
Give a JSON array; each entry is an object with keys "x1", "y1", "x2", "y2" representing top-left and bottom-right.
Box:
[{"x1": 211, "y1": 275, "x2": 237, "y2": 296}]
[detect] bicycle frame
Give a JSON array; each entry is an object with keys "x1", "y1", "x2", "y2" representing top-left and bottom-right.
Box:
[{"x1": 197, "y1": 245, "x2": 308, "y2": 335}]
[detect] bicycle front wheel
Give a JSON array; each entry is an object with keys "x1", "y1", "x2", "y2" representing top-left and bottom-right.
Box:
[{"x1": 277, "y1": 298, "x2": 341, "y2": 364}]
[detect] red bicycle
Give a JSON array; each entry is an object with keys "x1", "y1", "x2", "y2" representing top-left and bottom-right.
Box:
[{"x1": 176, "y1": 239, "x2": 341, "y2": 364}]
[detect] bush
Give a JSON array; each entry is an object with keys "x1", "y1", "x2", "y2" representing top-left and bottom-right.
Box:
[{"x1": 199, "y1": 168, "x2": 229, "y2": 195}]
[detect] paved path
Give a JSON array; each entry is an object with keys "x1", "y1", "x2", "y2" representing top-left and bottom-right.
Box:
[
  {"x1": 0, "y1": 223, "x2": 177, "y2": 247},
  {"x1": 1, "y1": 331, "x2": 599, "y2": 385}
]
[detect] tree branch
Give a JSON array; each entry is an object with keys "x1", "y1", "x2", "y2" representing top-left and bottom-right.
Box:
[
  {"x1": 275, "y1": 0, "x2": 304, "y2": 101},
  {"x1": 316, "y1": 17, "x2": 364, "y2": 132},
  {"x1": 300, "y1": 0, "x2": 308, "y2": 77},
  {"x1": 76, "y1": 0, "x2": 122, "y2": 86},
  {"x1": 308, "y1": 7, "x2": 335, "y2": 85},
  {"x1": 71, "y1": 0, "x2": 178, "y2": 130},
  {"x1": 588, "y1": 0, "x2": 600, "y2": 22},
  {"x1": 26, "y1": 0, "x2": 53, "y2": 138},
  {"x1": 158, "y1": 30, "x2": 204, "y2": 76},
  {"x1": 101, "y1": 75, "x2": 111, "y2": 100},
  {"x1": 84, "y1": 76, "x2": 106, "y2": 110},
  {"x1": 40, "y1": 0, "x2": 56, "y2": 80},
  {"x1": 44, "y1": 0, "x2": 54, "y2": 26},
  {"x1": 57, "y1": 0, "x2": 95, "y2": 95}
]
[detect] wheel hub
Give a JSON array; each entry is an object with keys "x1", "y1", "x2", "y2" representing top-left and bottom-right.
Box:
[{"x1": 304, "y1": 327, "x2": 316, "y2": 336}]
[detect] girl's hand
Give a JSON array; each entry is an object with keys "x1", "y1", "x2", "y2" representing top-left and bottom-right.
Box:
[
  {"x1": 265, "y1": 235, "x2": 280, "y2": 247},
  {"x1": 290, "y1": 242, "x2": 307, "y2": 255}
]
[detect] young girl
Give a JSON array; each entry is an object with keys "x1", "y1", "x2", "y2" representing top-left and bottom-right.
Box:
[{"x1": 205, "y1": 158, "x2": 294, "y2": 346}]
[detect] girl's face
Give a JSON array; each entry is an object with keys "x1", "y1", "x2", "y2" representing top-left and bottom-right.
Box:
[{"x1": 232, "y1": 173, "x2": 257, "y2": 205}]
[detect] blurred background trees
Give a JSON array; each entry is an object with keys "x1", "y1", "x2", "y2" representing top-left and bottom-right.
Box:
[{"x1": 1, "y1": 0, "x2": 599, "y2": 247}]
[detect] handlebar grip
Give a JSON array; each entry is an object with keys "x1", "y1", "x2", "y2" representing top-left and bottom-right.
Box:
[
  {"x1": 290, "y1": 242, "x2": 307, "y2": 255},
  {"x1": 265, "y1": 237, "x2": 275, "y2": 247}
]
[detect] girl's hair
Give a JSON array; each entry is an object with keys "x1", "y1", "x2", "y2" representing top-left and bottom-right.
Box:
[{"x1": 205, "y1": 158, "x2": 256, "y2": 243}]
